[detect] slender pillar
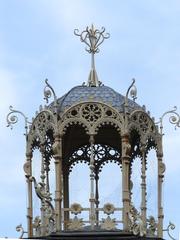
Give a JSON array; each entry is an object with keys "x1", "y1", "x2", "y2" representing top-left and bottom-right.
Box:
[
  {"x1": 95, "y1": 174, "x2": 99, "y2": 226},
  {"x1": 53, "y1": 133, "x2": 63, "y2": 232},
  {"x1": 25, "y1": 152, "x2": 33, "y2": 238},
  {"x1": 140, "y1": 145, "x2": 147, "y2": 228},
  {"x1": 63, "y1": 171, "x2": 69, "y2": 230},
  {"x1": 89, "y1": 135, "x2": 96, "y2": 229},
  {"x1": 40, "y1": 145, "x2": 46, "y2": 235},
  {"x1": 121, "y1": 134, "x2": 131, "y2": 231},
  {"x1": 157, "y1": 151, "x2": 165, "y2": 238}
]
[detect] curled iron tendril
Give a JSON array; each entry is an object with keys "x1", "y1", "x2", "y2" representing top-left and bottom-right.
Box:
[
  {"x1": 156, "y1": 106, "x2": 180, "y2": 134},
  {"x1": 163, "y1": 222, "x2": 176, "y2": 240},
  {"x1": 16, "y1": 224, "x2": 27, "y2": 239},
  {"x1": 125, "y1": 78, "x2": 137, "y2": 107},
  {"x1": 74, "y1": 25, "x2": 110, "y2": 54},
  {"x1": 6, "y1": 105, "x2": 31, "y2": 136},
  {"x1": 44, "y1": 79, "x2": 57, "y2": 110}
]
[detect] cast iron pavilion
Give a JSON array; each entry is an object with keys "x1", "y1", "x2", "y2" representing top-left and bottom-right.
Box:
[{"x1": 7, "y1": 25, "x2": 179, "y2": 240}]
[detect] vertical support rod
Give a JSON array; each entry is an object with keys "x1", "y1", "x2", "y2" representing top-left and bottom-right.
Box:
[
  {"x1": 121, "y1": 134, "x2": 131, "y2": 231},
  {"x1": 157, "y1": 152, "x2": 164, "y2": 238},
  {"x1": 63, "y1": 172, "x2": 69, "y2": 230},
  {"x1": 40, "y1": 145, "x2": 46, "y2": 235},
  {"x1": 95, "y1": 174, "x2": 99, "y2": 226},
  {"x1": 89, "y1": 135, "x2": 96, "y2": 230},
  {"x1": 141, "y1": 145, "x2": 147, "y2": 228},
  {"x1": 26, "y1": 153, "x2": 33, "y2": 238},
  {"x1": 53, "y1": 133, "x2": 62, "y2": 232}
]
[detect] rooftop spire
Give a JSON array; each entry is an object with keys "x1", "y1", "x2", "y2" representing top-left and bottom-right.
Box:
[{"x1": 74, "y1": 25, "x2": 110, "y2": 87}]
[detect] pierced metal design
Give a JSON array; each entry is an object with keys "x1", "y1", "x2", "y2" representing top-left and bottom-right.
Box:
[
  {"x1": 44, "y1": 79, "x2": 57, "y2": 108},
  {"x1": 16, "y1": 224, "x2": 27, "y2": 239},
  {"x1": 6, "y1": 105, "x2": 31, "y2": 135},
  {"x1": 66, "y1": 144, "x2": 121, "y2": 173},
  {"x1": 74, "y1": 25, "x2": 110, "y2": 54},
  {"x1": 156, "y1": 106, "x2": 180, "y2": 134},
  {"x1": 163, "y1": 222, "x2": 176, "y2": 240},
  {"x1": 125, "y1": 79, "x2": 137, "y2": 108},
  {"x1": 82, "y1": 103, "x2": 102, "y2": 122}
]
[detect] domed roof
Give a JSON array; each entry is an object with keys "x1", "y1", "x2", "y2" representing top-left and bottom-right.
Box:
[{"x1": 52, "y1": 85, "x2": 141, "y2": 113}]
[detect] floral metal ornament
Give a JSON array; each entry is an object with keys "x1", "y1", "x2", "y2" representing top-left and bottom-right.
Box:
[
  {"x1": 6, "y1": 105, "x2": 31, "y2": 136},
  {"x1": 67, "y1": 216, "x2": 84, "y2": 231},
  {"x1": 147, "y1": 216, "x2": 157, "y2": 237},
  {"x1": 101, "y1": 216, "x2": 117, "y2": 230},
  {"x1": 103, "y1": 203, "x2": 115, "y2": 215},
  {"x1": 70, "y1": 203, "x2": 82, "y2": 215}
]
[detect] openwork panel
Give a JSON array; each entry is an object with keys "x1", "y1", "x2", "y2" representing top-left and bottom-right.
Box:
[
  {"x1": 60, "y1": 102, "x2": 124, "y2": 135},
  {"x1": 64, "y1": 144, "x2": 121, "y2": 173}
]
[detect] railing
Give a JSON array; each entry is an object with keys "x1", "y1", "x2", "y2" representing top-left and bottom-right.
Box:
[{"x1": 62, "y1": 203, "x2": 123, "y2": 231}]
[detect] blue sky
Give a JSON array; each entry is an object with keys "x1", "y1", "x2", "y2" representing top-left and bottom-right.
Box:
[{"x1": 0, "y1": 0, "x2": 180, "y2": 238}]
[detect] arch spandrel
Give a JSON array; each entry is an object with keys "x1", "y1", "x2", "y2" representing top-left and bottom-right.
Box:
[
  {"x1": 59, "y1": 101, "x2": 124, "y2": 136},
  {"x1": 27, "y1": 110, "x2": 56, "y2": 154}
]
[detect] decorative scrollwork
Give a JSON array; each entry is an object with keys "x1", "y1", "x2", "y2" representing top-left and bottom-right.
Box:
[
  {"x1": 128, "y1": 204, "x2": 146, "y2": 237},
  {"x1": 163, "y1": 222, "x2": 177, "y2": 240},
  {"x1": 74, "y1": 25, "x2": 110, "y2": 54},
  {"x1": 6, "y1": 105, "x2": 31, "y2": 136},
  {"x1": 44, "y1": 79, "x2": 57, "y2": 107},
  {"x1": 125, "y1": 78, "x2": 137, "y2": 108},
  {"x1": 147, "y1": 216, "x2": 157, "y2": 237},
  {"x1": 16, "y1": 224, "x2": 27, "y2": 239},
  {"x1": 156, "y1": 106, "x2": 180, "y2": 134}
]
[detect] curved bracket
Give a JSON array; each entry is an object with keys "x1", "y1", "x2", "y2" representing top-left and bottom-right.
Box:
[
  {"x1": 156, "y1": 106, "x2": 180, "y2": 134},
  {"x1": 6, "y1": 105, "x2": 31, "y2": 136},
  {"x1": 125, "y1": 78, "x2": 137, "y2": 108},
  {"x1": 16, "y1": 224, "x2": 27, "y2": 239},
  {"x1": 163, "y1": 222, "x2": 177, "y2": 240},
  {"x1": 44, "y1": 79, "x2": 57, "y2": 107}
]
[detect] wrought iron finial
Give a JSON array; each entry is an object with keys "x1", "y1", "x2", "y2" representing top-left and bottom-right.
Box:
[
  {"x1": 44, "y1": 79, "x2": 57, "y2": 106},
  {"x1": 16, "y1": 224, "x2": 27, "y2": 239},
  {"x1": 6, "y1": 106, "x2": 31, "y2": 136},
  {"x1": 163, "y1": 222, "x2": 177, "y2": 240},
  {"x1": 74, "y1": 25, "x2": 110, "y2": 87},
  {"x1": 156, "y1": 106, "x2": 180, "y2": 134},
  {"x1": 125, "y1": 78, "x2": 137, "y2": 107}
]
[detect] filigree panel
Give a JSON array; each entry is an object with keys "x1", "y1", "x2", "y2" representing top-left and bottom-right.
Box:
[{"x1": 60, "y1": 102, "x2": 124, "y2": 135}]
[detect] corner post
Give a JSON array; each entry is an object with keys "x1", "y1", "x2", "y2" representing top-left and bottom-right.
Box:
[
  {"x1": 157, "y1": 151, "x2": 165, "y2": 238},
  {"x1": 140, "y1": 145, "x2": 147, "y2": 229},
  {"x1": 121, "y1": 133, "x2": 131, "y2": 231},
  {"x1": 53, "y1": 133, "x2": 63, "y2": 232},
  {"x1": 25, "y1": 152, "x2": 33, "y2": 238}
]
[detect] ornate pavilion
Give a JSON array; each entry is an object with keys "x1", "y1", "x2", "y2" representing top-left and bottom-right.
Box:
[{"x1": 7, "y1": 25, "x2": 179, "y2": 240}]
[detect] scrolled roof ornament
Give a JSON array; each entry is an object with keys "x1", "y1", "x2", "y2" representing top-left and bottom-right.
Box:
[
  {"x1": 44, "y1": 79, "x2": 57, "y2": 108},
  {"x1": 125, "y1": 78, "x2": 137, "y2": 108},
  {"x1": 6, "y1": 105, "x2": 31, "y2": 136},
  {"x1": 74, "y1": 25, "x2": 110, "y2": 54}
]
